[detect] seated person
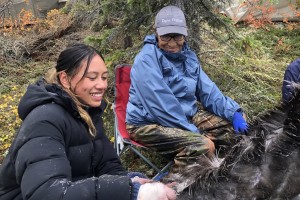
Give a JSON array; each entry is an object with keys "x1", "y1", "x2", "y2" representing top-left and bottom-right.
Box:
[
  {"x1": 282, "y1": 58, "x2": 300, "y2": 102},
  {"x1": 126, "y1": 5, "x2": 248, "y2": 173}
]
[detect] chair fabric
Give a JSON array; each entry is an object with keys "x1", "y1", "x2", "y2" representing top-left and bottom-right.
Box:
[
  {"x1": 114, "y1": 64, "x2": 141, "y2": 146},
  {"x1": 113, "y1": 64, "x2": 173, "y2": 180}
]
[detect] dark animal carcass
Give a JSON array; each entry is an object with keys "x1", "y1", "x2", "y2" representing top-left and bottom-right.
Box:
[{"x1": 173, "y1": 91, "x2": 300, "y2": 200}]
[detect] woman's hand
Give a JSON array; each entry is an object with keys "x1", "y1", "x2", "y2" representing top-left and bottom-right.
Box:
[{"x1": 137, "y1": 182, "x2": 177, "y2": 200}]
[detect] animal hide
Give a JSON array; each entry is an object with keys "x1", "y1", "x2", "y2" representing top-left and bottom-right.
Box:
[{"x1": 173, "y1": 92, "x2": 300, "y2": 200}]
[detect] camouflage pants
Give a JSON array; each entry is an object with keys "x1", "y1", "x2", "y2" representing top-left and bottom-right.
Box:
[{"x1": 126, "y1": 109, "x2": 237, "y2": 172}]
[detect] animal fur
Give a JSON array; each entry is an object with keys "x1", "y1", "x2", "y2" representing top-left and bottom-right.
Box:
[{"x1": 173, "y1": 91, "x2": 300, "y2": 200}]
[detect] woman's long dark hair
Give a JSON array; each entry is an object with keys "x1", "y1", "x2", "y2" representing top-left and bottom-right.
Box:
[{"x1": 46, "y1": 44, "x2": 104, "y2": 137}]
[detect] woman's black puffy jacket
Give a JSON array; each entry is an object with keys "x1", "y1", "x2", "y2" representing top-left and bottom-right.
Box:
[{"x1": 0, "y1": 79, "x2": 132, "y2": 200}]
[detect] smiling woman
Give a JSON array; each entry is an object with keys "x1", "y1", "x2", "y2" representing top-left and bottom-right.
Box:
[
  {"x1": 0, "y1": 44, "x2": 176, "y2": 200},
  {"x1": 58, "y1": 52, "x2": 108, "y2": 109},
  {"x1": 46, "y1": 44, "x2": 108, "y2": 136}
]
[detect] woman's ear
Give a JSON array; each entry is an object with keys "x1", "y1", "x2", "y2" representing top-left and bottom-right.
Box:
[{"x1": 58, "y1": 71, "x2": 70, "y2": 89}]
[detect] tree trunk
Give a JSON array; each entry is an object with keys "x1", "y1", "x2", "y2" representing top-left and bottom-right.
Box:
[{"x1": 170, "y1": 0, "x2": 201, "y2": 53}]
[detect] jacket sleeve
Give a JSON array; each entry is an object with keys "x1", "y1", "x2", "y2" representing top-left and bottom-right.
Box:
[
  {"x1": 196, "y1": 67, "x2": 240, "y2": 122},
  {"x1": 14, "y1": 107, "x2": 131, "y2": 200},
  {"x1": 94, "y1": 133, "x2": 128, "y2": 176},
  {"x1": 282, "y1": 58, "x2": 300, "y2": 102},
  {"x1": 91, "y1": 102, "x2": 128, "y2": 177},
  {"x1": 130, "y1": 52, "x2": 199, "y2": 133}
]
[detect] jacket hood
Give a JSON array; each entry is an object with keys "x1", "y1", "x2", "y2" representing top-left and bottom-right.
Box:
[{"x1": 18, "y1": 78, "x2": 79, "y2": 120}]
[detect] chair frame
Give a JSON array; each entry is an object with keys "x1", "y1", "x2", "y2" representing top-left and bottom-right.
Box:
[{"x1": 113, "y1": 64, "x2": 173, "y2": 180}]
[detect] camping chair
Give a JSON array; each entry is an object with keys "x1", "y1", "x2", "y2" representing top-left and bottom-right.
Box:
[{"x1": 113, "y1": 64, "x2": 173, "y2": 180}]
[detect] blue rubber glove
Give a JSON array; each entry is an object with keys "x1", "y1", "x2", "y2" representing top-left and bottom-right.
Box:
[
  {"x1": 152, "y1": 172, "x2": 169, "y2": 181},
  {"x1": 232, "y1": 111, "x2": 248, "y2": 134}
]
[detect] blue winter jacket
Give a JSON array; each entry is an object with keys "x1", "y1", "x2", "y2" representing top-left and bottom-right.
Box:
[
  {"x1": 126, "y1": 34, "x2": 240, "y2": 133},
  {"x1": 282, "y1": 58, "x2": 300, "y2": 102}
]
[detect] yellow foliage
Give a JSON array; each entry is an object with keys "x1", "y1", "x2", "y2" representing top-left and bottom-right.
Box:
[
  {"x1": 110, "y1": 136, "x2": 115, "y2": 143},
  {"x1": 44, "y1": 9, "x2": 62, "y2": 30},
  {"x1": 0, "y1": 86, "x2": 24, "y2": 158},
  {"x1": 1, "y1": 8, "x2": 70, "y2": 35}
]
